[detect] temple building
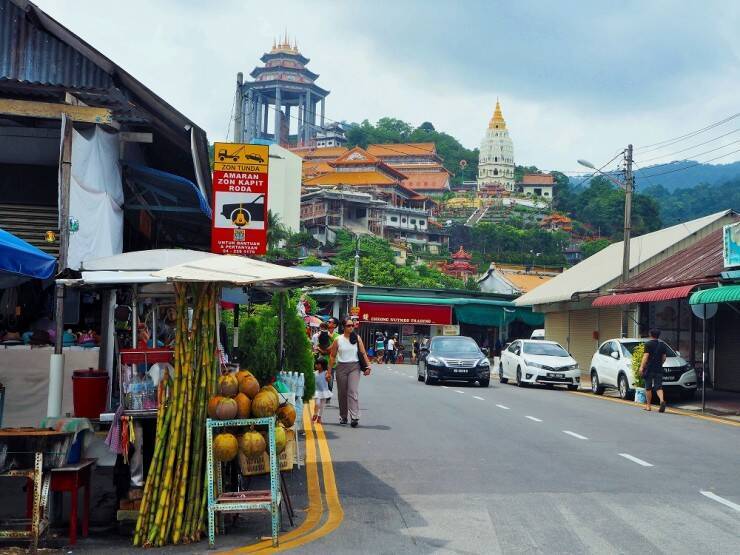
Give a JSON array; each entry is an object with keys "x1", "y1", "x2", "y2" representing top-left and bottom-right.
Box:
[
  {"x1": 235, "y1": 36, "x2": 329, "y2": 146},
  {"x1": 443, "y1": 246, "x2": 478, "y2": 280},
  {"x1": 477, "y1": 100, "x2": 515, "y2": 195},
  {"x1": 367, "y1": 143, "x2": 451, "y2": 195}
]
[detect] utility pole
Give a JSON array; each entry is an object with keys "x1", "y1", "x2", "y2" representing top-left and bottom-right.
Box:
[
  {"x1": 352, "y1": 235, "x2": 360, "y2": 309},
  {"x1": 621, "y1": 144, "x2": 634, "y2": 338},
  {"x1": 233, "y1": 72, "x2": 243, "y2": 142}
]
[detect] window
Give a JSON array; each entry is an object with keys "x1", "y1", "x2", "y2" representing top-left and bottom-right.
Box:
[
  {"x1": 390, "y1": 216, "x2": 398, "y2": 222},
  {"x1": 494, "y1": 156, "x2": 498, "y2": 162},
  {"x1": 507, "y1": 341, "x2": 520, "y2": 354},
  {"x1": 599, "y1": 341, "x2": 615, "y2": 356},
  {"x1": 419, "y1": 220, "x2": 426, "y2": 226},
  {"x1": 522, "y1": 342, "x2": 569, "y2": 357},
  {"x1": 493, "y1": 169, "x2": 498, "y2": 176},
  {"x1": 410, "y1": 219, "x2": 416, "y2": 224}
]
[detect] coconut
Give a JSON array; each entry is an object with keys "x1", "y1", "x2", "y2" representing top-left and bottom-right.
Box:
[
  {"x1": 207, "y1": 395, "x2": 224, "y2": 419},
  {"x1": 276, "y1": 403, "x2": 296, "y2": 428},
  {"x1": 235, "y1": 369, "x2": 254, "y2": 382},
  {"x1": 274, "y1": 424, "x2": 287, "y2": 454},
  {"x1": 251, "y1": 390, "x2": 279, "y2": 417},
  {"x1": 215, "y1": 397, "x2": 238, "y2": 420},
  {"x1": 238, "y1": 374, "x2": 260, "y2": 399},
  {"x1": 218, "y1": 373, "x2": 239, "y2": 398},
  {"x1": 213, "y1": 433, "x2": 239, "y2": 462},
  {"x1": 239, "y1": 429, "x2": 266, "y2": 458},
  {"x1": 234, "y1": 392, "x2": 251, "y2": 419}
]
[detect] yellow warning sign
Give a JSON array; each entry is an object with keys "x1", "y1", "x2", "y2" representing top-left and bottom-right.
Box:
[{"x1": 213, "y1": 142, "x2": 269, "y2": 171}]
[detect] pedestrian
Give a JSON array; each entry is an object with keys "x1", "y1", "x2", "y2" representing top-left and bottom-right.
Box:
[
  {"x1": 494, "y1": 337, "x2": 502, "y2": 360},
  {"x1": 639, "y1": 328, "x2": 668, "y2": 413},
  {"x1": 311, "y1": 322, "x2": 328, "y2": 352},
  {"x1": 312, "y1": 357, "x2": 332, "y2": 423},
  {"x1": 329, "y1": 317, "x2": 371, "y2": 427},
  {"x1": 374, "y1": 332, "x2": 385, "y2": 363},
  {"x1": 386, "y1": 334, "x2": 397, "y2": 364},
  {"x1": 382, "y1": 332, "x2": 390, "y2": 363},
  {"x1": 412, "y1": 337, "x2": 420, "y2": 364}
]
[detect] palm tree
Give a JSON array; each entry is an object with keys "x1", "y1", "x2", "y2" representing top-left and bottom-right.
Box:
[{"x1": 267, "y1": 210, "x2": 289, "y2": 251}]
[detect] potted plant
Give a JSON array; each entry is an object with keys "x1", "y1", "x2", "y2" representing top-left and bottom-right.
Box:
[{"x1": 631, "y1": 343, "x2": 647, "y2": 404}]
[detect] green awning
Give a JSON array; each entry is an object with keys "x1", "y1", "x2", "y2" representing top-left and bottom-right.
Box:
[
  {"x1": 689, "y1": 285, "x2": 740, "y2": 305},
  {"x1": 357, "y1": 293, "x2": 543, "y2": 327}
]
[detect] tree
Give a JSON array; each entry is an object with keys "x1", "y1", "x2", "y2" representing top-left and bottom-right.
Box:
[
  {"x1": 581, "y1": 238, "x2": 611, "y2": 259},
  {"x1": 267, "y1": 210, "x2": 289, "y2": 251}
]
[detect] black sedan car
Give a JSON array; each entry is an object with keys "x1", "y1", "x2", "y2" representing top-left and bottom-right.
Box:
[{"x1": 418, "y1": 336, "x2": 491, "y2": 387}]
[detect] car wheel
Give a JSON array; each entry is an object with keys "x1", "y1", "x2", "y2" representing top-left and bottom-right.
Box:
[
  {"x1": 424, "y1": 365, "x2": 437, "y2": 385},
  {"x1": 516, "y1": 367, "x2": 525, "y2": 387},
  {"x1": 591, "y1": 370, "x2": 605, "y2": 395},
  {"x1": 479, "y1": 378, "x2": 490, "y2": 388},
  {"x1": 499, "y1": 362, "x2": 508, "y2": 384},
  {"x1": 618, "y1": 373, "x2": 632, "y2": 400}
]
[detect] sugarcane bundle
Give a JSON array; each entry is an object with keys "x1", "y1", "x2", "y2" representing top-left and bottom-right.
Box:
[{"x1": 133, "y1": 282, "x2": 218, "y2": 547}]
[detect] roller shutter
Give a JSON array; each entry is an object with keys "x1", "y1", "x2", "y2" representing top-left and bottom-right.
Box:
[
  {"x1": 568, "y1": 308, "x2": 600, "y2": 379},
  {"x1": 544, "y1": 312, "x2": 569, "y2": 349},
  {"x1": 715, "y1": 307, "x2": 740, "y2": 392},
  {"x1": 598, "y1": 307, "x2": 622, "y2": 343}
]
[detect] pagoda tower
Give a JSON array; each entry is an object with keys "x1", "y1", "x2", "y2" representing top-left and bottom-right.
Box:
[
  {"x1": 443, "y1": 246, "x2": 477, "y2": 280},
  {"x1": 477, "y1": 99, "x2": 515, "y2": 194},
  {"x1": 235, "y1": 34, "x2": 330, "y2": 146}
]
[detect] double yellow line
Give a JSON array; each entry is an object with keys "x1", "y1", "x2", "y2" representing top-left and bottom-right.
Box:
[{"x1": 230, "y1": 405, "x2": 344, "y2": 553}]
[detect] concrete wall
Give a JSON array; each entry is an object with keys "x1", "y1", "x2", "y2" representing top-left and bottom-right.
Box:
[{"x1": 267, "y1": 143, "x2": 301, "y2": 232}]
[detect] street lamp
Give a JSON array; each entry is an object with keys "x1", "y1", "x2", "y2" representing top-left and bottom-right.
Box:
[{"x1": 578, "y1": 145, "x2": 634, "y2": 337}]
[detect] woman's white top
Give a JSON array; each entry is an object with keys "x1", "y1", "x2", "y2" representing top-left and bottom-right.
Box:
[{"x1": 336, "y1": 334, "x2": 359, "y2": 363}]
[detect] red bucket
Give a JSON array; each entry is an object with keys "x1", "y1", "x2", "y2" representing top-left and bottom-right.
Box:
[{"x1": 72, "y1": 368, "x2": 108, "y2": 419}]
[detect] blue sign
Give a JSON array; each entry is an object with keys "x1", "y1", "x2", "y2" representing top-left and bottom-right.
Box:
[{"x1": 723, "y1": 223, "x2": 740, "y2": 268}]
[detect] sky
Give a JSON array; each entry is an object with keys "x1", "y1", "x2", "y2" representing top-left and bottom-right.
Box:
[{"x1": 36, "y1": 0, "x2": 740, "y2": 174}]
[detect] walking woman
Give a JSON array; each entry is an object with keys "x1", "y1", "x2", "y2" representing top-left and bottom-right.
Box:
[{"x1": 329, "y1": 317, "x2": 372, "y2": 427}]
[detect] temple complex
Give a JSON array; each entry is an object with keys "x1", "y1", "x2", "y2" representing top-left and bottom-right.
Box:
[
  {"x1": 477, "y1": 100, "x2": 515, "y2": 195},
  {"x1": 367, "y1": 143, "x2": 451, "y2": 195},
  {"x1": 235, "y1": 35, "x2": 329, "y2": 146},
  {"x1": 443, "y1": 246, "x2": 478, "y2": 280}
]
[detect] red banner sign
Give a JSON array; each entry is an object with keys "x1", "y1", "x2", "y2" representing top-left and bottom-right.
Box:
[
  {"x1": 211, "y1": 142, "x2": 269, "y2": 255},
  {"x1": 359, "y1": 301, "x2": 452, "y2": 325}
]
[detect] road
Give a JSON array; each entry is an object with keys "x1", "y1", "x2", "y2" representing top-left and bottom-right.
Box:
[{"x1": 301, "y1": 363, "x2": 740, "y2": 554}]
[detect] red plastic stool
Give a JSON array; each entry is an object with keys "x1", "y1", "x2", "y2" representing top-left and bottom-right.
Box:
[{"x1": 27, "y1": 459, "x2": 95, "y2": 545}]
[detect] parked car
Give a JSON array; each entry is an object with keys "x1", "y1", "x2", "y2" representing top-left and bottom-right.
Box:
[
  {"x1": 417, "y1": 336, "x2": 490, "y2": 387},
  {"x1": 499, "y1": 339, "x2": 580, "y2": 390},
  {"x1": 530, "y1": 329, "x2": 545, "y2": 340},
  {"x1": 589, "y1": 338, "x2": 697, "y2": 400}
]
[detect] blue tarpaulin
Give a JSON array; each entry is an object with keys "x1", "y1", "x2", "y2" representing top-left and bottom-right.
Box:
[
  {"x1": 123, "y1": 163, "x2": 212, "y2": 219},
  {"x1": 0, "y1": 227, "x2": 56, "y2": 286}
]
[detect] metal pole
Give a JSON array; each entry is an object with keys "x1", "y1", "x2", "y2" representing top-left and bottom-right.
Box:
[
  {"x1": 621, "y1": 144, "x2": 634, "y2": 337},
  {"x1": 234, "y1": 73, "x2": 243, "y2": 142},
  {"x1": 278, "y1": 294, "x2": 285, "y2": 371},
  {"x1": 232, "y1": 304, "x2": 240, "y2": 358},
  {"x1": 702, "y1": 310, "x2": 706, "y2": 412},
  {"x1": 352, "y1": 235, "x2": 360, "y2": 309}
]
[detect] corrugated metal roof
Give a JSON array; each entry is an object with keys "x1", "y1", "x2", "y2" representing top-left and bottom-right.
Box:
[
  {"x1": 592, "y1": 284, "x2": 697, "y2": 307},
  {"x1": 514, "y1": 210, "x2": 735, "y2": 307},
  {"x1": 0, "y1": 0, "x2": 111, "y2": 89},
  {"x1": 614, "y1": 228, "x2": 727, "y2": 292},
  {"x1": 689, "y1": 284, "x2": 740, "y2": 305}
]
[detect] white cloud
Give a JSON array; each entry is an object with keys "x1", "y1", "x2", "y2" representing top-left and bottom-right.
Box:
[{"x1": 34, "y1": 0, "x2": 740, "y2": 172}]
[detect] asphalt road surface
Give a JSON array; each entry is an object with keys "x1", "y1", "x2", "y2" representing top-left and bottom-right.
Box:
[{"x1": 301, "y1": 363, "x2": 740, "y2": 554}]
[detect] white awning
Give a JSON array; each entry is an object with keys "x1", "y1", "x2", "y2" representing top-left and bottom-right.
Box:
[{"x1": 151, "y1": 254, "x2": 354, "y2": 290}]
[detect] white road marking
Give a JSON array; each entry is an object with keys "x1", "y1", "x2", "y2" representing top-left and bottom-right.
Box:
[
  {"x1": 454, "y1": 390, "x2": 465, "y2": 394},
  {"x1": 618, "y1": 453, "x2": 654, "y2": 467},
  {"x1": 525, "y1": 416, "x2": 542, "y2": 422},
  {"x1": 700, "y1": 491, "x2": 740, "y2": 512},
  {"x1": 441, "y1": 385, "x2": 449, "y2": 389},
  {"x1": 495, "y1": 404, "x2": 510, "y2": 410},
  {"x1": 562, "y1": 430, "x2": 588, "y2": 440},
  {"x1": 473, "y1": 396, "x2": 485, "y2": 401}
]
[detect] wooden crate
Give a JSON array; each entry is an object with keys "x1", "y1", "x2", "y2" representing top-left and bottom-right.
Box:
[{"x1": 237, "y1": 430, "x2": 295, "y2": 476}]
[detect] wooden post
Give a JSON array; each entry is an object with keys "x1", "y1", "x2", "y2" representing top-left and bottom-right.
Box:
[{"x1": 54, "y1": 114, "x2": 73, "y2": 355}]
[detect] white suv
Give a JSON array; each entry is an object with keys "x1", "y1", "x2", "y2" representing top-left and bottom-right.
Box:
[{"x1": 589, "y1": 338, "x2": 698, "y2": 400}]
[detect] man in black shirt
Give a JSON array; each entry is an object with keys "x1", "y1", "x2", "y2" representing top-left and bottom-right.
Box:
[{"x1": 639, "y1": 329, "x2": 668, "y2": 412}]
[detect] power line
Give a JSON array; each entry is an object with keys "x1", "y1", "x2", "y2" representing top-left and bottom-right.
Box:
[
  {"x1": 640, "y1": 146, "x2": 740, "y2": 179},
  {"x1": 636, "y1": 112, "x2": 740, "y2": 153},
  {"x1": 637, "y1": 128, "x2": 740, "y2": 163},
  {"x1": 636, "y1": 138, "x2": 740, "y2": 170}
]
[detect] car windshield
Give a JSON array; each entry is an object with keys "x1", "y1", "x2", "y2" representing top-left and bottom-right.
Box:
[
  {"x1": 522, "y1": 342, "x2": 569, "y2": 357},
  {"x1": 621, "y1": 341, "x2": 677, "y2": 358},
  {"x1": 432, "y1": 338, "x2": 481, "y2": 355}
]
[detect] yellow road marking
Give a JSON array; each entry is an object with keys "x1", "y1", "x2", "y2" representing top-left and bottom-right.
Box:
[
  {"x1": 231, "y1": 406, "x2": 323, "y2": 553},
  {"x1": 569, "y1": 390, "x2": 740, "y2": 428},
  {"x1": 251, "y1": 418, "x2": 345, "y2": 552}
]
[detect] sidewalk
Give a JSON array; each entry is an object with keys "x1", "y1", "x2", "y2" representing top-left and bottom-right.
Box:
[{"x1": 579, "y1": 375, "x2": 740, "y2": 423}]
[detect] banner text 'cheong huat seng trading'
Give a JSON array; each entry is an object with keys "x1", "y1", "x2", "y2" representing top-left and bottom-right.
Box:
[
  {"x1": 211, "y1": 142, "x2": 269, "y2": 256},
  {"x1": 358, "y1": 302, "x2": 453, "y2": 325}
]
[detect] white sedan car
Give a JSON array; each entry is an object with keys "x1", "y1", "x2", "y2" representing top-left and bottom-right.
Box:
[
  {"x1": 589, "y1": 338, "x2": 698, "y2": 400},
  {"x1": 499, "y1": 339, "x2": 580, "y2": 390}
]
